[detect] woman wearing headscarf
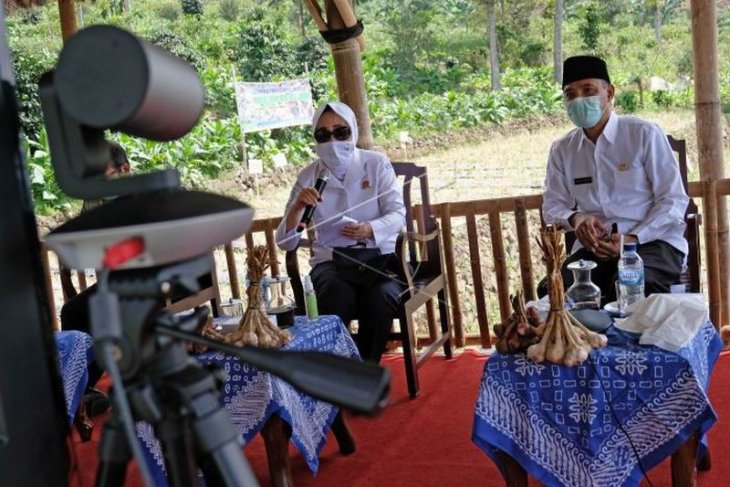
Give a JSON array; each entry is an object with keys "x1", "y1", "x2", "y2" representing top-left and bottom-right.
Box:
[{"x1": 276, "y1": 101, "x2": 406, "y2": 362}]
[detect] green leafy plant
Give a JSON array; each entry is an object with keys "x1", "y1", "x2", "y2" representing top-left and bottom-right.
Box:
[
  {"x1": 615, "y1": 90, "x2": 639, "y2": 113},
  {"x1": 218, "y1": 0, "x2": 239, "y2": 22},
  {"x1": 181, "y1": 0, "x2": 203, "y2": 16}
]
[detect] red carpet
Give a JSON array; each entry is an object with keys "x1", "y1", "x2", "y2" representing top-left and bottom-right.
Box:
[{"x1": 70, "y1": 350, "x2": 730, "y2": 486}]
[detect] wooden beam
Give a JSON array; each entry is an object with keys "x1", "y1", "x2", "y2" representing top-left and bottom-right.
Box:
[
  {"x1": 57, "y1": 0, "x2": 77, "y2": 42},
  {"x1": 302, "y1": 0, "x2": 328, "y2": 32},
  {"x1": 691, "y1": 0, "x2": 729, "y2": 327}
]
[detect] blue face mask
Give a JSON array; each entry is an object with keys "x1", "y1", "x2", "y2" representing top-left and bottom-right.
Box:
[{"x1": 566, "y1": 95, "x2": 605, "y2": 128}]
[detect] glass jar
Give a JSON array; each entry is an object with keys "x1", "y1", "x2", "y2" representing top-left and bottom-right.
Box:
[
  {"x1": 566, "y1": 260, "x2": 601, "y2": 310},
  {"x1": 267, "y1": 275, "x2": 296, "y2": 328},
  {"x1": 267, "y1": 275, "x2": 296, "y2": 313}
]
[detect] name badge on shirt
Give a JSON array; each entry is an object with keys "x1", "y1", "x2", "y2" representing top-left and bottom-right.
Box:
[{"x1": 573, "y1": 176, "x2": 592, "y2": 185}]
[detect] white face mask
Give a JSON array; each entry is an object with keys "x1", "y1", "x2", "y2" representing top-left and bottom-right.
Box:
[{"x1": 316, "y1": 141, "x2": 355, "y2": 179}]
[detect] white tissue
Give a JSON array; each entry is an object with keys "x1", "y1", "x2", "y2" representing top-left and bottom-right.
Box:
[{"x1": 614, "y1": 294, "x2": 708, "y2": 352}]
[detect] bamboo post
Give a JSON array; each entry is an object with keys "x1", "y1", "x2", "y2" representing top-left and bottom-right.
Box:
[
  {"x1": 488, "y1": 210, "x2": 511, "y2": 324},
  {"x1": 691, "y1": 0, "x2": 729, "y2": 327},
  {"x1": 703, "y1": 180, "x2": 722, "y2": 329},
  {"x1": 332, "y1": 0, "x2": 365, "y2": 51},
  {"x1": 224, "y1": 243, "x2": 241, "y2": 300},
  {"x1": 324, "y1": 0, "x2": 373, "y2": 149},
  {"x1": 40, "y1": 246, "x2": 59, "y2": 331},
  {"x1": 58, "y1": 0, "x2": 77, "y2": 42},
  {"x1": 264, "y1": 220, "x2": 280, "y2": 277},
  {"x1": 466, "y1": 212, "x2": 491, "y2": 348},
  {"x1": 514, "y1": 199, "x2": 536, "y2": 302},
  {"x1": 441, "y1": 204, "x2": 464, "y2": 347},
  {"x1": 303, "y1": 0, "x2": 328, "y2": 32}
]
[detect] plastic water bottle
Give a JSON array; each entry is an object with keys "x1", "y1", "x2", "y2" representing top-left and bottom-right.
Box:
[
  {"x1": 618, "y1": 242, "x2": 645, "y2": 315},
  {"x1": 303, "y1": 274, "x2": 319, "y2": 320}
]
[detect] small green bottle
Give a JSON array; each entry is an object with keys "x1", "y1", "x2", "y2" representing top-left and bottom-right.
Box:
[{"x1": 303, "y1": 275, "x2": 319, "y2": 320}]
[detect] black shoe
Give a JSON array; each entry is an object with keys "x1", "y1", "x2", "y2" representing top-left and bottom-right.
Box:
[{"x1": 84, "y1": 388, "x2": 110, "y2": 417}]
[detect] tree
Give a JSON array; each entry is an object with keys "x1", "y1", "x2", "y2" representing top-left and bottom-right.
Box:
[
  {"x1": 578, "y1": 1, "x2": 601, "y2": 53},
  {"x1": 487, "y1": 0, "x2": 501, "y2": 90},
  {"x1": 554, "y1": 0, "x2": 563, "y2": 84}
]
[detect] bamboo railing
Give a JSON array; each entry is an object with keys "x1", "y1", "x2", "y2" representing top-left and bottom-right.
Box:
[{"x1": 42, "y1": 178, "x2": 730, "y2": 346}]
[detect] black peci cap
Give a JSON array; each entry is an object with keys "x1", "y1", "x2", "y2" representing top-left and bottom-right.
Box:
[{"x1": 562, "y1": 55, "x2": 611, "y2": 87}]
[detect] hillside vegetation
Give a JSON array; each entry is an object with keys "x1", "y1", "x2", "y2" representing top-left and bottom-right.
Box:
[{"x1": 5, "y1": 0, "x2": 729, "y2": 215}]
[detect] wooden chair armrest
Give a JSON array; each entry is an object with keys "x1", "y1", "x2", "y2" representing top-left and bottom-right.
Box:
[{"x1": 401, "y1": 229, "x2": 440, "y2": 243}]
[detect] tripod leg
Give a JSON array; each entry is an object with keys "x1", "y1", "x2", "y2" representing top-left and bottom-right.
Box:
[
  {"x1": 191, "y1": 393, "x2": 259, "y2": 486},
  {"x1": 261, "y1": 415, "x2": 293, "y2": 487},
  {"x1": 157, "y1": 416, "x2": 198, "y2": 487},
  {"x1": 95, "y1": 413, "x2": 131, "y2": 487}
]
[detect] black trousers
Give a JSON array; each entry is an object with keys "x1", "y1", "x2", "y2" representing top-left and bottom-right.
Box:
[
  {"x1": 560, "y1": 240, "x2": 684, "y2": 304},
  {"x1": 311, "y1": 261, "x2": 403, "y2": 363}
]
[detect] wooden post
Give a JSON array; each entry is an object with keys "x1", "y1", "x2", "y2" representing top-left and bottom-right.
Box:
[
  {"x1": 224, "y1": 243, "x2": 241, "y2": 300},
  {"x1": 703, "y1": 180, "x2": 722, "y2": 328},
  {"x1": 691, "y1": 0, "x2": 729, "y2": 327},
  {"x1": 324, "y1": 0, "x2": 373, "y2": 149},
  {"x1": 441, "y1": 204, "x2": 465, "y2": 347},
  {"x1": 514, "y1": 199, "x2": 536, "y2": 302},
  {"x1": 466, "y1": 211, "x2": 491, "y2": 348},
  {"x1": 57, "y1": 0, "x2": 77, "y2": 42}
]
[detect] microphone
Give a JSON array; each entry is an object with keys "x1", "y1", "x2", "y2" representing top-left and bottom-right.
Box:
[{"x1": 297, "y1": 170, "x2": 328, "y2": 233}]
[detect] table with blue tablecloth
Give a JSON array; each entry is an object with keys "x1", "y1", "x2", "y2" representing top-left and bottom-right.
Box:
[
  {"x1": 472, "y1": 320, "x2": 722, "y2": 487},
  {"x1": 138, "y1": 314, "x2": 360, "y2": 485},
  {"x1": 55, "y1": 330, "x2": 94, "y2": 425}
]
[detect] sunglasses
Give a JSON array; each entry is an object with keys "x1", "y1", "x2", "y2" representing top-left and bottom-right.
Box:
[{"x1": 314, "y1": 126, "x2": 352, "y2": 143}]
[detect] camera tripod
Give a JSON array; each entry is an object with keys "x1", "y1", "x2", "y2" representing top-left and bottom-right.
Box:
[
  {"x1": 91, "y1": 255, "x2": 258, "y2": 486},
  {"x1": 89, "y1": 254, "x2": 389, "y2": 487}
]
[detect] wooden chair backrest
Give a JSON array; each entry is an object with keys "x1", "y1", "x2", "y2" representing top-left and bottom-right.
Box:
[{"x1": 392, "y1": 161, "x2": 442, "y2": 278}]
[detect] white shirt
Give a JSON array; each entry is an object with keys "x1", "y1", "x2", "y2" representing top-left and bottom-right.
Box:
[
  {"x1": 276, "y1": 149, "x2": 406, "y2": 267},
  {"x1": 542, "y1": 113, "x2": 688, "y2": 255}
]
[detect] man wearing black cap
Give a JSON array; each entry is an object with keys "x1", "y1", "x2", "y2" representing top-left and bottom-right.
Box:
[{"x1": 542, "y1": 55, "x2": 689, "y2": 302}]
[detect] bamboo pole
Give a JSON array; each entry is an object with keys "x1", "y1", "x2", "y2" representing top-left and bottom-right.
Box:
[
  {"x1": 441, "y1": 204, "x2": 464, "y2": 347},
  {"x1": 465, "y1": 212, "x2": 491, "y2": 348},
  {"x1": 488, "y1": 210, "x2": 511, "y2": 323},
  {"x1": 691, "y1": 0, "x2": 729, "y2": 327},
  {"x1": 40, "y1": 245, "x2": 60, "y2": 331},
  {"x1": 332, "y1": 0, "x2": 365, "y2": 51},
  {"x1": 514, "y1": 199, "x2": 536, "y2": 302},
  {"x1": 703, "y1": 180, "x2": 722, "y2": 328},
  {"x1": 57, "y1": 0, "x2": 77, "y2": 42},
  {"x1": 224, "y1": 243, "x2": 241, "y2": 300},
  {"x1": 303, "y1": 0, "x2": 328, "y2": 32},
  {"x1": 324, "y1": 0, "x2": 373, "y2": 149}
]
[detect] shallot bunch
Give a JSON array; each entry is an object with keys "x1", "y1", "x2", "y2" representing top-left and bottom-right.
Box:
[{"x1": 526, "y1": 226, "x2": 607, "y2": 366}]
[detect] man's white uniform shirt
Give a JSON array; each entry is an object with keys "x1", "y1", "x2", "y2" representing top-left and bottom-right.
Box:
[
  {"x1": 542, "y1": 113, "x2": 689, "y2": 255},
  {"x1": 276, "y1": 149, "x2": 406, "y2": 267}
]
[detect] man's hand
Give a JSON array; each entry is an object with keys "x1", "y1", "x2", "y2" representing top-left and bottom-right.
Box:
[
  {"x1": 570, "y1": 213, "x2": 607, "y2": 250},
  {"x1": 341, "y1": 222, "x2": 374, "y2": 241},
  {"x1": 591, "y1": 234, "x2": 639, "y2": 261},
  {"x1": 592, "y1": 235, "x2": 620, "y2": 261}
]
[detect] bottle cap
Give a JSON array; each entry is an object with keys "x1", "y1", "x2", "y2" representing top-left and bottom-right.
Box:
[{"x1": 622, "y1": 242, "x2": 637, "y2": 252}]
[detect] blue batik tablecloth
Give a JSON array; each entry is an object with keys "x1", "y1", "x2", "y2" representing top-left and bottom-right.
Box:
[
  {"x1": 55, "y1": 330, "x2": 93, "y2": 424},
  {"x1": 138, "y1": 315, "x2": 360, "y2": 485},
  {"x1": 473, "y1": 320, "x2": 722, "y2": 487}
]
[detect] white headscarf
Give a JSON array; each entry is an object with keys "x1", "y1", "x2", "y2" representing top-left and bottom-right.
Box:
[{"x1": 312, "y1": 101, "x2": 359, "y2": 181}]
